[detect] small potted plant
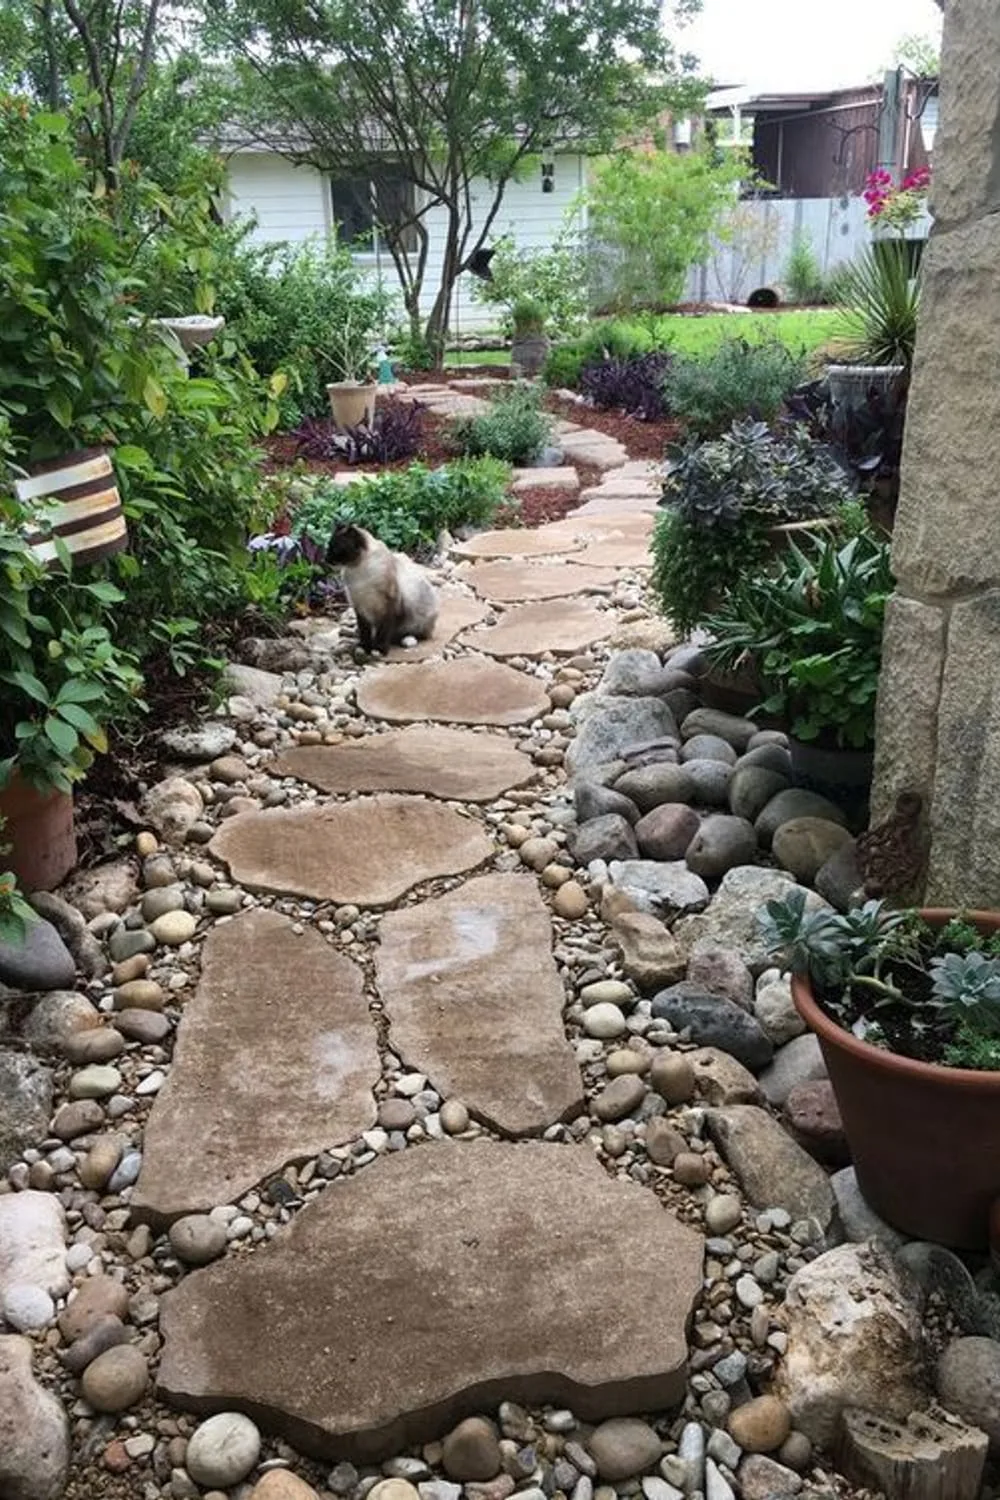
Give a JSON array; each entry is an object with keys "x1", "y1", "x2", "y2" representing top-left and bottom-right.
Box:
[
  {"x1": 510, "y1": 296, "x2": 550, "y2": 379},
  {"x1": 703, "y1": 526, "x2": 892, "y2": 795},
  {"x1": 759, "y1": 889, "x2": 1000, "y2": 1250},
  {"x1": 0, "y1": 505, "x2": 143, "y2": 889},
  {"x1": 324, "y1": 309, "x2": 377, "y2": 430},
  {"x1": 827, "y1": 237, "x2": 919, "y2": 413}
]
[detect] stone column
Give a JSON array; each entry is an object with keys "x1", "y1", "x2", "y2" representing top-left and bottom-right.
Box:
[{"x1": 872, "y1": 0, "x2": 1000, "y2": 906}]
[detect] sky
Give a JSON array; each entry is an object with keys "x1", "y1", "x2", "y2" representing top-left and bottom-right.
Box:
[{"x1": 682, "y1": 0, "x2": 943, "y2": 95}]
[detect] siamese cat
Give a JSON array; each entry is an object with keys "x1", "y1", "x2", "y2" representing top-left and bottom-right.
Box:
[{"x1": 326, "y1": 523, "x2": 439, "y2": 654}]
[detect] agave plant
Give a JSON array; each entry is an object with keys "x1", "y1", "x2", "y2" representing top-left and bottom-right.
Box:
[{"x1": 836, "y1": 239, "x2": 921, "y2": 370}]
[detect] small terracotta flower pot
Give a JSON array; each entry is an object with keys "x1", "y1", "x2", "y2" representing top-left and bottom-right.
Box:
[
  {"x1": 792, "y1": 908, "x2": 1000, "y2": 1250},
  {"x1": 0, "y1": 772, "x2": 77, "y2": 892}
]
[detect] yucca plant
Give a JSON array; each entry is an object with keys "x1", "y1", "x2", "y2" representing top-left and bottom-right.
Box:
[{"x1": 836, "y1": 239, "x2": 921, "y2": 370}]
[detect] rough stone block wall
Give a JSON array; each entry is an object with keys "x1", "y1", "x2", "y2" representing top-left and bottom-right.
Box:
[{"x1": 872, "y1": 0, "x2": 1000, "y2": 904}]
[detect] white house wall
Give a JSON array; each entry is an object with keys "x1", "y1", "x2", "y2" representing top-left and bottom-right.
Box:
[{"x1": 223, "y1": 150, "x2": 587, "y2": 333}]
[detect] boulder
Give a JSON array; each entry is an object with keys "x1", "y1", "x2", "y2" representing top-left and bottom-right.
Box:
[
  {"x1": 574, "y1": 782, "x2": 640, "y2": 827},
  {"x1": 0, "y1": 1335, "x2": 70, "y2": 1500},
  {"x1": 685, "y1": 815, "x2": 757, "y2": 879},
  {"x1": 0, "y1": 920, "x2": 75, "y2": 993},
  {"x1": 772, "y1": 1242, "x2": 927, "y2": 1447},
  {"x1": 772, "y1": 819, "x2": 855, "y2": 885},
  {"x1": 607, "y1": 860, "x2": 710, "y2": 917},
  {"x1": 682, "y1": 759, "x2": 733, "y2": 808},
  {"x1": 611, "y1": 913, "x2": 686, "y2": 992},
  {"x1": 728, "y1": 765, "x2": 791, "y2": 823},
  {"x1": 675, "y1": 867, "x2": 827, "y2": 974},
  {"x1": 567, "y1": 696, "x2": 679, "y2": 774},
  {"x1": 681, "y1": 709, "x2": 757, "y2": 751},
  {"x1": 758, "y1": 1034, "x2": 828, "y2": 1108},
  {"x1": 651, "y1": 987, "x2": 773, "y2": 1072},
  {"x1": 614, "y1": 763, "x2": 694, "y2": 814},
  {"x1": 634, "y1": 804, "x2": 701, "y2": 861},
  {"x1": 570, "y1": 815, "x2": 638, "y2": 865},
  {"x1": 754, "y1": 790, "x2": 848, "y2": 851}
]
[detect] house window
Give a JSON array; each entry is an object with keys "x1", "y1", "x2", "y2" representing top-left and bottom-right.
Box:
[{"x1": 330, "y1": 168, "x2": 417, "y2": 253}]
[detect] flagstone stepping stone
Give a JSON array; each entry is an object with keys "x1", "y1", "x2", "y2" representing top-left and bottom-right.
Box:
[
  {"x1": 574, "y1": 536, "x2": 652, "y2": 570},
  {"x1": 272, "y1": 727, "x2": 536, "y2": 803},
  {"x1": 378, "y1": 874, "x2": 582, "y2": 1136},
  {"x1": 385, "y1": 593, "x2": 489, "y2": 662},
  {"x1": 131, "y1": 911, "x2": 379, "y2": 1223},
  {"x1": 210, "y1": 797, "x2": 494, "y2": 906},
  {"x1": 459, "y1": 560, "x2": 619, "y2": 603},
  {"x1": 511, "y1": 466, "x2": 580, "y2": 495},
  {"x1": 460, "y1": 600, "x2": 616, "y2": 658},
  {"x1": 572, "y1": 494, "x2": 660, "y2": 518},
  {"x1": 157, "y1": 1140, "x2": 704, "y2": 1461},
  {"x1": 451, "y1": 527, "x2": 587, "y2": 561},
  {"x1": 357, "y1": 658, "x2": 549, "y2": 727}
]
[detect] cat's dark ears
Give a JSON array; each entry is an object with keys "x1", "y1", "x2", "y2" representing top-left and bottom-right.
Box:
[{"x1": 326, "y1": 523, "x2": 361, "y2": 565}]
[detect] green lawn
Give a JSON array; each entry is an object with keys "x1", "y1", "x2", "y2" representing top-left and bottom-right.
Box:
[
  {"x1": 444, "y1": 348, "x2": 510, "y2": 367},
  {"x1": 654, "y1": 308, "x2": 846, "y2": 360}
]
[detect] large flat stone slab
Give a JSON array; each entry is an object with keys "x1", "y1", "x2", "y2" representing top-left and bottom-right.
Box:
[
  {"x1": 460, "y1": 600, "x2": 615, "y2": 658},
  {"x1": 272, "y1": 727, "x2": 536, "y2": 803},
  {"x1": 210, "y1": 797, "x2": 494, "y2": 905},
  {"x1": 357, "y1": 658, "x2": 549, "y2": 727},
  {"x1": 574, "y1": 537, "x2": 652, "y2": 570},
  {"x1": 451, "y1": 528, "x2": 587, "y2": 561},
  {"x1": 157, "y1": 1141, "x2": 704, "y2": 1460},
  {"x1": 379, "y1": 875, "x2": 582, "y2": 1136},
  {"x1": 459, "y1": 560, "x2": 619, "y2": 602},
  {"x1": 385, "y1": 592, "x2": 488, "y2": 663},
  {"x1": 132, "y1": 911, "x2": 379, "y2": 1223}
]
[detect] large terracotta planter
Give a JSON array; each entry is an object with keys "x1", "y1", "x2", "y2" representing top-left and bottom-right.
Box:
[
  {"x1": 0, "y1": 772, "x2": 77, "y2": 892},
  {"x1": 327, "y1": 382, "x2": 376, "y2": 429},
  {"x1": 17, "y1": 447, "x2": 128, "y2": 569},
  {"x1": 792, "y1": 908, "x2": 1000, "y2": 1250}
]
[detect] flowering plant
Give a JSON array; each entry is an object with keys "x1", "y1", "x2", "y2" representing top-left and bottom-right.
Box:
[{"x1": 863, "y1": 166, "x2": 931, "y2": 231}]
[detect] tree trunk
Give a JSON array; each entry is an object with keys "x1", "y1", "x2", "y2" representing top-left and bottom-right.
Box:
[{"x1": 837, "y1": 1406, "x2": 988, "y2": 1500}]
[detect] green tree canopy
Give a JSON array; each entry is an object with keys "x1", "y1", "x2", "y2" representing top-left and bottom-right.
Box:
[{"x1": 202, "y1": 0, "x2": 705, "y2": 359}]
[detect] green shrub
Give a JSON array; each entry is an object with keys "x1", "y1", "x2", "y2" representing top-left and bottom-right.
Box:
[
  {"x1": 469, "y1": 226, "x2": 590, "y2": 338},
  {"x1": 0, "y1": 103, "x2": 277, "y2": 671},
  {"x1": 451, "y1": 383, "x2": 552, "y2": 465},
  {"x1": 292, "y1": 457, "x2": 511, "y2": 556},
  {"x1": 664, "y1": 338, "x2": 807, "y2": 438},
  {"x1": 543, "y1": 342, "x2": 589, "y2": 389},
  {"x1": 784, "y1": 233, "x2": 828, "y2": 305},
  {"x1": 543, "y1": 318, "x2": 657, "y2": 389},
  {"x1": 651, "y1": 419, "x2": 853, "y2": 635}
]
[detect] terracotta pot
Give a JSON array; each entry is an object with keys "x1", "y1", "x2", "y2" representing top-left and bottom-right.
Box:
[
  {"x1": 0, "y1": 772, "x2": 77, "y2": 892},
  {"x1": 17, "y1": 447, "x2": 128, "y2": 569},
  {"x1": 327, "y1": 382, "x2": 376, "y2": 429},
  {"x1": 792, "y1": 907, "x2": 1000, "y2": 1250}
]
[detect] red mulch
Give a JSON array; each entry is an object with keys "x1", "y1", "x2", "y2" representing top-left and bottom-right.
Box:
[{"x1": 262, "y1": 404, "x2": 457, "y2": 480}]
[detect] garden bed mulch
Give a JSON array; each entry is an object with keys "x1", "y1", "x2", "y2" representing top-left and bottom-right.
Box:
[{"x1": 546, "y1": 395, "x2": 680, "y2": 463}]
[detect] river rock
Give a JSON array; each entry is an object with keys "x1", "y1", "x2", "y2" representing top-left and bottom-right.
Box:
[
  {"x1": 772, "y1": 819, "x2": 855, "y2": 884},
  {"x1": 142, "y1": 776, "x2": 205, "y2": 845},
  {"x1": 814, "y1": 842, "x2": 865, "y2": 913},
  {"x1": 571, "y1": 815, "x2": 638, "y2": 864},
  {"x1": 249, "y1": 1474, "x2": 322, "y2": 1500},
  {"x1": 442, "y1": 1417, "x2": 502, "y2": 1481},
  {"x1": 161, "y1": 723, "x2": 238, "y2": 761},
  {"x1": 688, "y1": 1048, "x2": 762, "y2": 1106},
  {"x1": 593, "y1": 1075, "x2": 647, "y2": 1123},
  {"x1": 737, "y1": 1454, "x2": 802, "y2": 1499},
  {"x1": 574, "y1": 782, "x2": 640, "y2": 827},
  {"x1": 755, "y1": 791, "x2": 848, "y2": 850},
  {"x1": 674, "y1": 867, "x2": 824, "y2": 973},
  {"x1": 681, "y1": 734, "x2": 737, "y2": 766},
  {"x1": 0, "y1": 1334, "x2": 70, "y2": 1500},
  {"x1": 772, "y1": 1241, "x2": 927, "y2": 1446},
  {"x1": 937, "y1": 1338, "x2": 1000, "y2": 1452},
  {"x1": 682, "y1": 759, "x2": 733, "y2": 807},
  {"x1": 705, "y1": 1105, "x2": 834, "y2": 1226},
  {"x1": 758, "y1": 1035, "x2": 827, "y2": 1108},
  {"x1": 598, "y1": 651, "x2": 669, "y2": 697},
  {"x1": 681, "y1": 709, "x2": 757, "y2": 751},
  {"x1": 644, "y1": 1118, "x2": 686, "y2": 1165},
  {"x1": 0, "y1": 919, "x2": 75, "y2": 992},
  {"x1": 58, "y1": 1274, "x2": 129, "y2": 1341},
  {"x1": 81, "y1": 1344, "x2": 149, "y2": 1412},
  {"x1": 685, "y1": 816, "x2": 757, "y2": 879},
  {"x1": 651, "y1": 988, "x2": 773, "y2": 1072},
  {"x1": 829, "y1": 1167, "x2": 908, "y2": 1249},
  {"x1": 0, "y1": 1192, "x2": 68, "y2": 1301},
  {"x1": 61, "y1": 1314, "x2": 129, "y2": 1374},
  {"x1": 634, "y1": 805, "x2": 700, "y2": 861},
  {"x1": 63, "y1": 1026, "x2": 124, "y2": 1065},
  {"x1": 61, "y1": 859, "x2": 138, "y2": 919},
  {"x1": 727, "y1": 1396, "x2": 791, "y2": 1454},
  {"x1": 753, "y1": 972, "x2": 805, "y2": 1045},
  {"x1": 687, "y1": 946, "x2": 754, "y2": 1011},
  {"x1": 728, "y1": 766, "x2": 791, "y2": 823},
  {"x1": 649, "y1": 1053, "x2": 696, "y2": 1105},
  {"x1": 567, "y1": 697, "x2": 678, "y2": 774},
  {"x1": 587, "y1": 1418, "x2": 662, "y2": 1480},
  {"x1": 613, "y1": 764, "x2": 693, "y2": 814},
  {"x1": 21, "y1": 990, "x2": 98, "y2": 1047},
  {"x1": 186, "y1": 1412, "x2": 262, "y2": 1486},
  {"x1": 607, "y1": 860, "x2": 709, "y2": 916},
  {"x1": 784, "y1": 1081, "x2": 849, "y2": 1168},
  {"x1": 0, "y1": 1052, "x2": 52, "y2": 1173},
  {"x1": 169, "y1": 1215, "x2": 229, "y2": 1266},
  {"x1": 612, "y1": 913, "x2": 686, "y2": 991}
]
